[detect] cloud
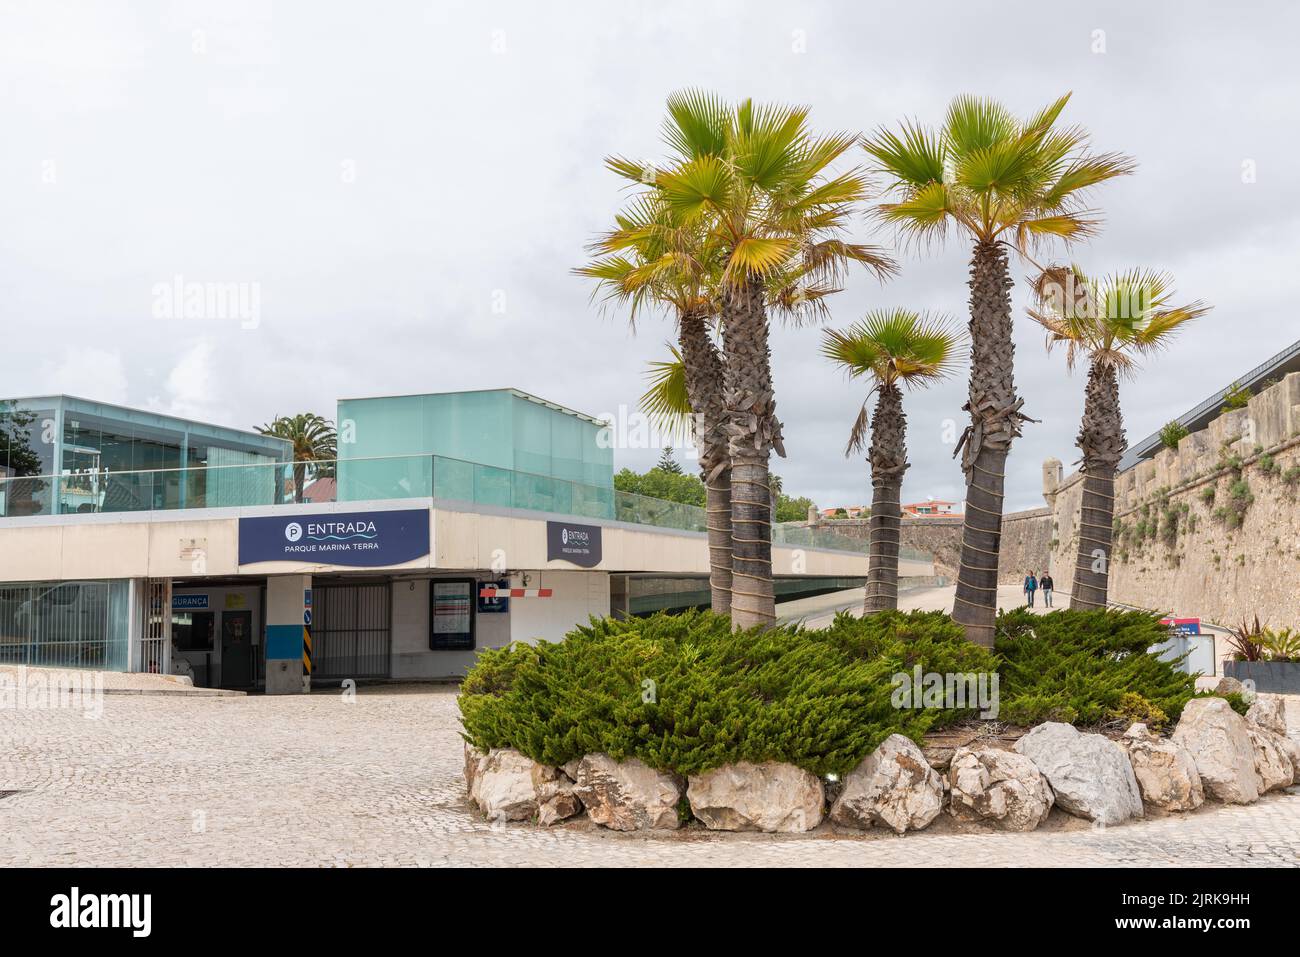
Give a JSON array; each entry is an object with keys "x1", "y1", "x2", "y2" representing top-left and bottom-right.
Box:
[
  {"x1": 149, "y1": 339, "x2": 219, "y2": 422},
  {"x1": 1, "y1": 0, "x2": 1297, "y2": 513},
  {"x1": 41, "y1": 349, "x2": 129, "y2": 405}
]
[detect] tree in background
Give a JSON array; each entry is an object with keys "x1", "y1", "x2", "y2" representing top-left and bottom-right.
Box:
[
  {"x1": 614, "y1": 466, "x2": 706, "y2": 507},
  {"x1": 656, "y1": 446, "x2": 683, "y2": 474},
  {"x1": 256, "y1": 413, "x2": 337, "y2": 504},
  {"x1": 822, "y1": 309, "x2": 964, "y2": 613},
  {"x1": 863, "y1": 93, "x2": 1133, "y2": 646},
  {"x1": 770, "y1": 474, "x2": 816, "y2": 523},
  {"x1": 1029, "y1": 265, "x2": 1209, "y2": 609}
]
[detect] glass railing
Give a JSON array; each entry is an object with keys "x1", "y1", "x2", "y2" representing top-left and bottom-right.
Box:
[{"x1": 0, "y1": 453, "x2": 920, "y2": 557}]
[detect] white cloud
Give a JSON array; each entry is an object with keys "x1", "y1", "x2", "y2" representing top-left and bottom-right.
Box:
[
  {"x1": 41, "y1": 348, "x2": 129, "y2": 404},
  {"x1": 150, "y1": 339, "x2": 219, "y2": 422}
]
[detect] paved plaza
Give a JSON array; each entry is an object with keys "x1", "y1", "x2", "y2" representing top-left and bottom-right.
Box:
[{"x1": 1, "y1": 685, "x2": 1297, "y2": 867}]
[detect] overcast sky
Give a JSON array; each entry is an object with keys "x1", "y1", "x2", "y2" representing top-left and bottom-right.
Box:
[{"x1": 2, "y1": 0, "x2": 1297, "y2": 510}]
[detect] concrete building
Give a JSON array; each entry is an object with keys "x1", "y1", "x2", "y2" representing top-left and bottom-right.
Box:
[
  {"x1": 0, "y1": 389, "x2": 922, "y2": 692},
  {"x1": 902, "y1": 499, "x2": 960, "y2": 518}
]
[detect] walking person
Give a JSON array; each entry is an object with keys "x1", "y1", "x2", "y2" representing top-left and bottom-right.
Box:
[
  {"x1": 1024, "y1": 570, "x2": 1039, "y2": 608},
  {"x1": 1040, "y1": 573, "x2": 1054, "y2": 608}
]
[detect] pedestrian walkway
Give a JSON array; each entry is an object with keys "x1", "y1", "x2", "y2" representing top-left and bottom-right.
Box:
[{"x1": 1, "y1": 687, "x2": 1295, "y2": 867}]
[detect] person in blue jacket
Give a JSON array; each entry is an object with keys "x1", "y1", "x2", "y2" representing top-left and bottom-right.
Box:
[{"x1": 1024, "y1": 571, "x2": 1039, "y2": 608}]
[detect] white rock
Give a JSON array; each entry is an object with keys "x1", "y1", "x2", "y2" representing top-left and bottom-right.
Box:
[
  {"x1": 1014, "y1": 722, "x2": 1144, "y2": 825},
  {"x1": 570, "y1": 754, "x2": 683, "y2": 830},
  {"x1": 472, "y1": 748, "x2": 543, "y2": 821},
  {"x1": 686, "y1": 762, "x2": 824, "y2": 833},
  {"x1": 1246, "y1": 695, "x2": 1288, "y2": 735},
  {"x1": 830, "y1": 734, "x2": 943, "y2": 835},
  {"x1": 464, "y1": 741, "x2": 487, "y2": 799},
  {"x1": 947, "y1": 746, "x2": 1054, "y2": 831},
  {"x1": 1119, "y1": 723, "x2": 1204, "y2": 812},
  {"x1": 1246, "y1": 726, "x2": 1296, "y2": 792},
  {"x1": 533, "y1": 763, "x2": 583, "y2": 826},
  {"x1": 468, "y1": 748, "x2": 581, "y2": 826},
  {"x1": 1171, "y1": 697, "x2": 1260, "y2": 804}
]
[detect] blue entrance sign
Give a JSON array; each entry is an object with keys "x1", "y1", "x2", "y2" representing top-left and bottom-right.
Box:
[{"x1": 238, "y1": 509, "x2": 430, "y2": 567}]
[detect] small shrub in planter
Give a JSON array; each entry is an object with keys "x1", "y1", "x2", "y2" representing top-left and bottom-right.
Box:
[{"x1": 1223, "y1": 624, "x2": 1300, "y2": 693}]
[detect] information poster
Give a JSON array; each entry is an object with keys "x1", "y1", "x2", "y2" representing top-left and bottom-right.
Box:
[{"x1": 430, "y1": 579, "x2": 475, "y2": 650}]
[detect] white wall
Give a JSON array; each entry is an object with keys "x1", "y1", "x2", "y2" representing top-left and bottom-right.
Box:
[
  {"x1": 388, "y1": 570, "x2": 610, "y2": 679},
  {"x1": 390, "y1": 573, "x2": 511, "y2": 680},
  {"x1": 509, "y1": 571, "x2": 610, "y2": 645}
]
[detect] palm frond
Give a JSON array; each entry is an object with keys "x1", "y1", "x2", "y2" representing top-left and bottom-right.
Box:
[{"x1": 640, "y1": 346, "x2": 694, "y2": 441}]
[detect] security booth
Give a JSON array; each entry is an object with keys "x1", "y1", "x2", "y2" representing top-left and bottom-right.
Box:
[{"x1": 170, "y1": 582, "x2": 264, "y2": 690}]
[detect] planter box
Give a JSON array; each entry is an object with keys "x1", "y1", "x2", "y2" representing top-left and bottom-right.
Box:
[{"x1": 1223, "y1": 660, "x2": 1300, "y2": 694}]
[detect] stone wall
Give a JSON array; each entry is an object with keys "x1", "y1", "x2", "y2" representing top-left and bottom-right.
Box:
[
  {"x1": 812, "y1": 508, "x2": 1053, "y2": 585},
  {"x1": 1046, "y1": 371, "x2": 1300, "y2": 626}
]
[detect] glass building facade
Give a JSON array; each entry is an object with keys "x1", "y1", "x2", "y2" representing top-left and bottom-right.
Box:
[
  {"x1": 0, "y1": 579, "x2": 131, "y2": 670},
  {"x1": 0, "y1": 395, "x2": 291, "y2": 516},
  {"x1": 335, "y1": 389, "x2": 613, "y2": 506}
]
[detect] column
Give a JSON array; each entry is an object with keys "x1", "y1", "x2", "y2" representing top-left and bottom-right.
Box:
[{"x1": 265, "y1": 574, "x2": 311, "y2": 695}]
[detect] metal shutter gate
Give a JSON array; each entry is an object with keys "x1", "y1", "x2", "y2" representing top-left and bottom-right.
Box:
[{"x1": 310, "y1": 582, "x2": 392, "y2": 679}]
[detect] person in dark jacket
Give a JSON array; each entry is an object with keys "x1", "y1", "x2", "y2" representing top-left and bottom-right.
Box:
[
  {"x1": 1040, "y1": 573, "x2": 1055, "y2": 607},
  {"x1": 1024, "y1": 571, "x2": 1039, "y2": 608}
]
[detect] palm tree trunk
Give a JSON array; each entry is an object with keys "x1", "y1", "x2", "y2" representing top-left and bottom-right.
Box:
[
  {"x1": 864, "y1": 383, "x2": 908, "y2": 614},
  {"x1": 678, "y1": 312, "x2": 732, "y2": 616},
  {"x1": 723, "y1": 277, "x2": 783, "y2": 629},
  {"x1": 952, "y1": 240, "x2": 1028, "y2": 648},
  {"x1": 705, "y1": 473, "x2": 732, "y2": 615},
  {"x1": 1070, "y1": 361, "x2": 1125, "y2": 610},
  {"x1": 293, "y1": 462, "x2": 305, "y2": 504}
]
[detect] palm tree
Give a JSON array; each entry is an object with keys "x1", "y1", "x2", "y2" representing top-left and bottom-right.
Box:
[
  {"x1": 862, "y1": 93, "x2": 1134, "y2": 646},
  {"x1": 608, "y1": 91, "x2": 895, "y2": 629},
  {"x1": 256, "y1": 413, "x2": 337, "y2": 504},
  {"x1": 577, "y1": 197, "x2": 736, "y2": 615},
  {"x1": 822, "y1": 310, "x2": 964, "y2": 613},
  {"x1": 1029, "y1": 265, "x2": 1209, "y2": 609}
]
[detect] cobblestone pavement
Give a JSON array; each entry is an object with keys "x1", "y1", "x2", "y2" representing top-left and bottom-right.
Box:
[{"x1": 1, "y1": 687, "x2": 1297, "y2": 867}]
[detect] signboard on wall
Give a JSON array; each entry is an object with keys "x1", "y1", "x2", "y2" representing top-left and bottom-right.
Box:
[
  {"x1": 238, "y1": 509, "x2": 429, "y2": 567},
  {"x1": 173, "y1": 594, "x2": 209, "y2": 610},
  {"x1": 430, "y1": 579, "x2": 475, "y2": 650},
  {"x1": 478, "y1": 578, "x2": 510, "y2": 613},
  {"x1": 546, "y1": 520, "x2": 602, "y2": 568}
]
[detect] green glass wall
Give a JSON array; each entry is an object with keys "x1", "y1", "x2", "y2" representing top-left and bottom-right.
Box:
[{"x1": 335, "y1": 390, "x2": 613, "y2": 504}]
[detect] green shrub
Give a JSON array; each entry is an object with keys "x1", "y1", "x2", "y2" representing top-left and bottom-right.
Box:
[
  {"x1": 1159, "y1": 420, "x2": 1189, "y2": 450},
  {"x1": 1220, "y1": 380, "x2": 1251, "y2": 412},
  {"x1": 994, "y1": 608, "x2": 1200, "y2": 729},
  {"x1": 462, "y1": 608, "x2": 1231, "y2": 775},
  {"x1": 460, "y1": 609, "x2": 996, "y2": 777}
]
